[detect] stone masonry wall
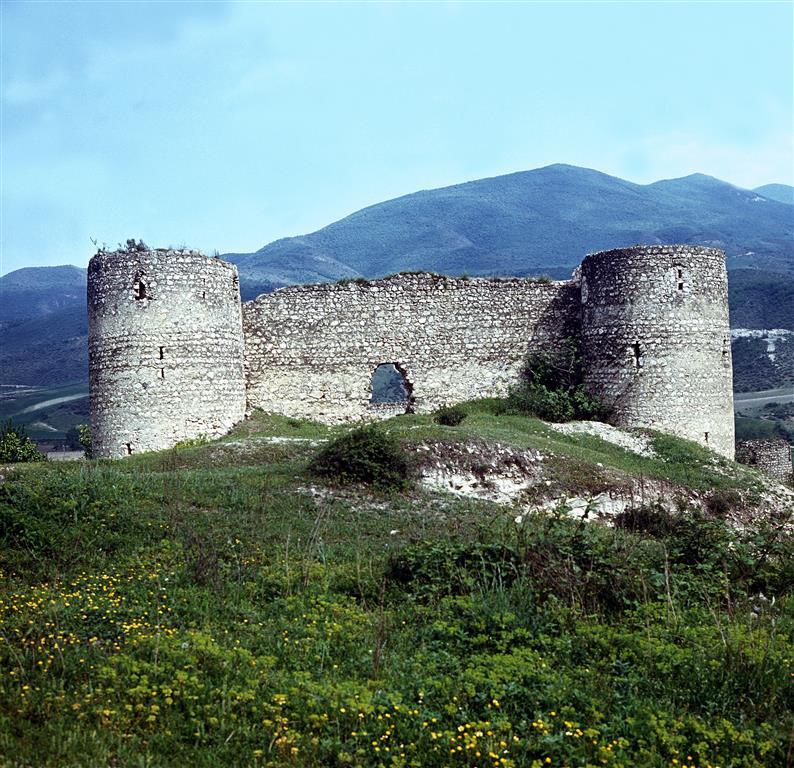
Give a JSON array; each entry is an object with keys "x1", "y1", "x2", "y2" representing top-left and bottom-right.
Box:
[
  {"x1": 88, "y1": 248, "x2": 246, "y2": 458},
  {"x1": 736, "y1": 439, "x2": 793, "y2": 483},
  {"x1": 579, "y1": 245, "x2": 735, "y2": 459},
  {"x1": 88, "y1": 243, "x2": 737, "y2": 462},
  {"x1": 243, "y1": 274, "x2": 580, "y2": 423}
]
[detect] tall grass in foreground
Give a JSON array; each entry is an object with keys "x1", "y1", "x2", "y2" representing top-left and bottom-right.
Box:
[{"x1": 0, "y1": 410, "x2": 791, "y2": 767}]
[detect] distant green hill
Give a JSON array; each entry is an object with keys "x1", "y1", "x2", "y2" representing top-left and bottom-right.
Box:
[
  {"x1": 227, "y1": 164, "x2": 793, "y2": 291},
  {"x1": 754, "y1": 183, "x2": 794, "y2": 205},
  {"x1": 728, "y1": 269, "x2": 794, "y2": 330},
  {"x1": 0, "y1": 265, "x2": 88, "y2": 385},
  {"x1": 0, "y1": 306, "x2": 87, "y2": 385},
  {"x1": 0, "y1": 265, "x2": 85, "y2": 324},
  {"x1": 2, "y1": 164, "x2": 792, "y2": 387}
]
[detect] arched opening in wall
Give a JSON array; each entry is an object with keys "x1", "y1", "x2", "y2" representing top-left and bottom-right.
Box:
[{"x1": 370, "y1": 363, "x2": 413, "y2": 411}]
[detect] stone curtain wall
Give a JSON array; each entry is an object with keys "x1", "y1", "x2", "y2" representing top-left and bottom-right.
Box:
[
  {"x1": 88, "y1": 249, "x2": 246, "y2": 458},
  {"x1": 579, "y1": 245, "x2": 735, "y2": 459},
  {"x1": 88, "y1": 244, "x2": 737, "y2": 461},
  {"x1": 736, "y1": 439, "x2": 793, "y2": 483},
  {"x1": 243, "y1": 274, "x2": 580, "y2": 423}
]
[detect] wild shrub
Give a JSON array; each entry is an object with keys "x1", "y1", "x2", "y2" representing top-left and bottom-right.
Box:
[
  {"x1": 0, "y1": 420, "x2": 46, "y2": 463},
  {"x1": 504, "y1": 340, "x2": 608, "y2": 422},
  {"x1": 433, "y1": 404, "x2": 467, "y2": 426},
  {"x1": 76, "y1": 423, "x2": 93, "y2": 458},
  {"x1": 0, "y1": 469, "x2": 162, "y2": 573},
  {"x1": 173, "y1": 435, "x2": 209, "y2": 449},
  {"x1": 613, "y1": 503, "x2": 681, "y2": 538},
  {"x1": 614, "y1": 503, "x2": 734, "y2": 567},
  {"x1": 182, "y1": 528, "x2": 222, "y2": 588},
  {"x1": 386, "y1": 512, "x2": 659, "y2": 612},
  {"x1": 651, "y1": 432, "x2": 714, "y2": 464},
  {"x1": 705, "y1": 488, "x2": 742, "y2": 516},
  {"x1": 309, "y1": 424, "x2": 412, "y2": 489},
  {"x1": 386, "y1": 539, "x2": 521, "y2": 600}
]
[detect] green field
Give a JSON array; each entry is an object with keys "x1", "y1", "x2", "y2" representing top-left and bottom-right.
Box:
[
  {"x1": 0, "y1": 383, "x2": 88, "y2": 443},
  {"x1": 0, "y1": 404, "x2": 792, "y2": 767},
  {"x1": 734, "y1": 387, "x2": 794, "y2": 416},
  {"x1": 734, "y1": 388, "x2": 794, "y2": 443}
]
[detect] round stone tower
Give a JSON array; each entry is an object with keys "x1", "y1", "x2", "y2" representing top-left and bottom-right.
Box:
[
  {"x1": 579, "y1": 245, "x2": 734, "y2": 459},
  {"x1": 88, "y1": 245, "x2": 246, "y2": 458}
]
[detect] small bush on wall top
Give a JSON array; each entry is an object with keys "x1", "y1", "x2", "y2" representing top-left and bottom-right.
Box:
[{"x1": 309, "y1": 424, "x2": 412, "y2": 489}]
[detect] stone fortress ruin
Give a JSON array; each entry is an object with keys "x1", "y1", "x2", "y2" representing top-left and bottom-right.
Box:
[{"x1": 88, "y1": 243, "x2": 736, "y2": 460}]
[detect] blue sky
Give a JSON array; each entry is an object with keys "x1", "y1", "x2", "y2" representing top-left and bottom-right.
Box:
[{"x1": 1, "y1": 1, "x2": 792, "y2": 275}]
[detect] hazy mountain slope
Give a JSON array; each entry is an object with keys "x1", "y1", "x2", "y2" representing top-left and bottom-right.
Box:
[
  {"x1": 0, "y1": 305, "x2": 87, "y2": 385},
  {"x1": 227, "y1": 165, "x2": 793, "y2": 286},
  {"x1": 728, "y1": 269, "x2": 794, "y2": 330},
  {"x1": 754, "y1": 183, "x2": 794, "y2": 205},
  {"x1": 224, "y1": 250, "x2": 359, "y2": 301},
  {"x1": 0, "y1": 265, "x2": 86, "y2": 324},
  {"x1": 3, "y1": 165, "x2": 792, "y2": 387}
]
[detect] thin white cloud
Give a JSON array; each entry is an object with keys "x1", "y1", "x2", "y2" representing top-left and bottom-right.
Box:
[{"x1": 3, "y1": 69, "x2": 69, "y2": 106}]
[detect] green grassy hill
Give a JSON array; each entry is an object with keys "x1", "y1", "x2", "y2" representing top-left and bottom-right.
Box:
[
  {"x1": 731, "y1": 334, "x2": 794, "y2": 392},
  {"x1": 0, "y1": 266, "x2": 86, "y2": 324},
  {"x1": 1, "y1": 404, "x2": 792, "y2": 767},
  {"x1": 728, "y1": 269, "x2": 794, "y2": 331}
]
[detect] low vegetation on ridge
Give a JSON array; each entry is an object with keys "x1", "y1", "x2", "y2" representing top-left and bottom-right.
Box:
[{"x1": 0, "y1": 403, "x2": 792, "y2": 768}]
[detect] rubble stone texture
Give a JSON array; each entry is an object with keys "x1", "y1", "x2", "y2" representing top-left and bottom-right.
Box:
[
  {"x1": 736, "y1": 439, "x2": 792, "y2": 483},
  {"x1": 88, "y1": 249, "x2": 246, "y2": 458},
  {"x1": 579, "y1": 245, "x2": 735, "y2": 459},
  {"x1": 89, "y1": 244, "x2": 737, "y2": 460},
  {"x1": 243, "y1": 275, "x2": 579, "y2": 423}
]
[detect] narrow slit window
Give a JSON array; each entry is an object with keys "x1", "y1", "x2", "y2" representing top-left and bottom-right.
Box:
[
  {"x1": 159, "y1": 346, "x2": 165, "y2": 360},
  {"x1": 125, "y1": 443, "x2": 133, "y2": 455},
  {"x1": 631, "y1": 342, "x2": 643, "y2": 369},
  {"x1": 160, "y1": 368, "x2": 165, "y2": 379},
  {"x1": 704, "y1": 432, "x2": 709, "y2": 444},
  {"x1": 132, "y1": 278, "x2": 147, "y2": 300},
  {"x1": 675, "y1": 266, "x2": 684, "y2": 292},
  {"x1": 722, "y1": 338, "x2": 729, "y2": 359}
]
